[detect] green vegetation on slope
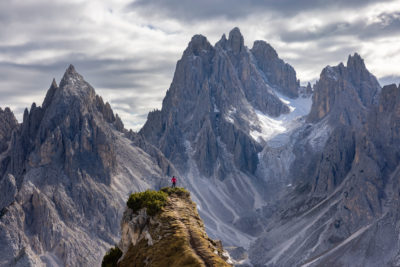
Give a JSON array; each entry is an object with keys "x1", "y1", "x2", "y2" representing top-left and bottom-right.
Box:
[
  {"x1": 126, "y1": 187, "x2": 190, "y2": 216},
  {"x1": 119, "y1": 187, "x2": 231, "y2": 267},
  {"x1": 160, "y1": 186, "x2": 190, "y2": 198},
  {"x1": 126, "y1": 189, "x2": 168, "y2": 216}
]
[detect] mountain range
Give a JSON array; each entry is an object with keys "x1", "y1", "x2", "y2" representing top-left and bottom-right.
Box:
[{"x1": 0, "y1": 27, "x2": 399, "y2": 266}]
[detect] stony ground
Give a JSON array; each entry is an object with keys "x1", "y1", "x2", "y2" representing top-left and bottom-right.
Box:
[{"x1": 118, "y1": 191, "x2": 231, "y2": 267}]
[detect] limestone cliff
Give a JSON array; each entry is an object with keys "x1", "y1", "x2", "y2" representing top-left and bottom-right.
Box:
[
  {"x1": 0, "y1": 66, "x2": 169, "y2": 266},
  {"x1": 140, "y1": 27, "x2": 299, "y2": 178},
  {"x1": 107, "y1": 188, "x2": 231, "y2": 267},
  {"x1": 308, "y1": 53, "x2": 380, "y2": 125}
]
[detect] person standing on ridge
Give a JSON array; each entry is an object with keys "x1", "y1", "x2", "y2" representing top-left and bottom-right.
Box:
[{"x1": 171, "y1": 176, "x2": 177, "y2": 188}]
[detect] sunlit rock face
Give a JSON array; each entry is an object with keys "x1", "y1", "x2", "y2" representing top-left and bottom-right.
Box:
[{"x1": 117, "y1": 190, "x2": 231, "y2": 267}]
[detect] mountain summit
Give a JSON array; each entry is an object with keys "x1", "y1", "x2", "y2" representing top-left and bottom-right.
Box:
[
  {"x1": 1, "y1": 27, "x2": 399, "y2": 267},
  {"x1": 140, "y1": 27, "x2": 308, "y2": 247},
  {"x1": 107, "y1": 188, "x2": 232, "y2": 267},
  {"x1": 0, "y1": 66, "x2": 168, "y2": 266}
]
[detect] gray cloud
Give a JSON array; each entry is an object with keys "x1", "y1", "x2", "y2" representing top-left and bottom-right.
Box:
[
  {"x1": 379, "y1": 75, "x2": 400, "y2": 87},
  {"x1": 128, "y1": 0, "x2": 393, "y2": 21},
  {"x1": 279, "y1": 11, "x2": 400, "y2": 43},
  {"x1": 0, "y1": 0, "x2": 400, "y2": 131},
  {"x1": 0, "y1": 53, "x2": 175, "y2": 128}
]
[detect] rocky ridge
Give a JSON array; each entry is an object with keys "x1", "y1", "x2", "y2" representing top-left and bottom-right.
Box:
[
  {"x1": 0, "y1": 66, "x2": 169, "y2": 266},
  {"x1": 1, "y1": 26, "x2": 399, "y2": 267},
  {"x1": 0, "y1": 107, "x2": 18, "y2": 155},
  {"x1": 116, "y1": 188, "x2": 231, "y2": 267},
  {"x1": 249, "y1": 57, "x2": 400, "y2": 266},
  {"x1": 141, "y1": 27, "x2": 300, "y2": 178},
  {"x1": 139, "y1": 28, "x2": 306, "y2": 247}
]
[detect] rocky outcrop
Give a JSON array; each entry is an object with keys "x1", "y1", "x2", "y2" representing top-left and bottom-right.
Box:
[
  {"x1": 116, "y1": 189, "x2": 231, "y2": 267},
  {"x1": 2, "y1": 26, "x2": 397, "y2": 267},
  {"x1": 0, "y1": 107, "x2": 19, "y2": 180},
  {"x1": 0, "y1": 65, "x2": 168, "y2": 267},
  {"x1": 216, "y1": 28, "x2": 290, "y2": 117},
  {"x1": 141, "y1": 28, "x2": 296, "y2": 178},
  {"x1": 139, "y1": 28, "x2": 305, "y2": 250},
  {"x1": 308, "y1": 53, "x2": 380, "y2": 124},
  {"x1": 96, "y1": 95, "x2": 125, "y2": 132},
  {"x1": 0, "y1": 107, "x2": 18, "y2": 154},
  {"x1": 251, "y1": 40, "x2": 299, "y2": 98},
  {"x1": 249, "y1": 60, "x2": 399, "y2": 266}
]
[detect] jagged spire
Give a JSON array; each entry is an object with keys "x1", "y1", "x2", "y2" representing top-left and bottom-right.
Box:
[
  {"x1": 61, "y1": 64, "x2": 81, "y2": 81},
  {"x1": 251, "y1": 40, "x2": 278, "y2": 58},
  {"x1": 66, "y1": 64, "x2": 77, "y2": 74},
  {"x1": 347, "y1": 53, "x2": 366, "y2": 71},
  {"x1": 227, "y1": 27, "x2": 244, "y2": 53},
  {"x1": 216, "y1": 33, "x2": 227, "y2": 48},
  {"x1": 185, "y1": 34, "x2": 213, "y2": 56},
  {"x1": 51, "y1": 78, "x2": 58, "y2": 89},
  {"x1": 59, "y1": 64, "x2": 86, "y2": 90},
  {"x1": 42, "y1": 78, "x2": 59, "y2": 109}
]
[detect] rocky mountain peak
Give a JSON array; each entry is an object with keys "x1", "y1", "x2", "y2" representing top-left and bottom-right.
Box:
[
  {"x1": 346, "y1": 53, "x2": 377, "y2": 92},
  {"x1": 215, "y1": 33, "x2": 227, "y2": 48},
  {"x1": 227, "y1": 27, "x2": 244, "y2": 53},
  {"x1": 61, "y1": 64, "x2": 81, "y2": 83},
  {"x1": 379, "y1": 83, "x2": 400, "y2": 113},
  {"x1": 65, "y1": 64, "x2": 77, "y2": 75},
  {"x1": 185, "y1": 34, "x2": 213, "y2": 56},
  {"x1": 347, "y1": 53, "x2": 365, "y2": 70},
  {"x1": 0, "y1": 107, "x2": 18, "y2": 155},
  {"x1": 308, "y1": 53, "x2": 380, "y2": 124},
  {"x1": 250, "y1": 40, "x2": 299, "y2": 98},
  {"x1": 0, "y1": 65, "x2": 165, "y2": 266},
  {"x1": 58, "y1": 64, "x2": 94, "y2": 97},
  {"x1": 113, "y1": 188, "x2": 231, "y2": 266},
  {"x1": 142, "y1": 28, "x2": 298, "y2": 178},
  {"x1": 50, "y1": 78, "x2": 57, "y2": 88},
  {"x1": 42, "y1": 78, "x2": 59, "y2": 110},
  {"x1": 251, "y1": 40, "x2": 278, "y2": 59}
]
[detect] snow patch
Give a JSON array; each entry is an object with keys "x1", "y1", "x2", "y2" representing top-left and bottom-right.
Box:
[
  {"x1": 224, "y1": 107, "x2": 237, "y2": 124},
  {"x1": 250, "y1": 93, "x2": 312, "y2": 146},
  {"x1": 325, "y1": 66, "x2": 339, "y2": 81}
]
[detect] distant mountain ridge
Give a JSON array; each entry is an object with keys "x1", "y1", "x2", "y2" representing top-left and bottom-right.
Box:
[
  {"x1": 0, "y1": 65, "x2": 170, "y2": 266},
  {"x1": 1, "y1": 27, "x2": 399, "y2": 267},
  {"x1": 141, "y1": 27, "x2": 300, "y2": 178}
]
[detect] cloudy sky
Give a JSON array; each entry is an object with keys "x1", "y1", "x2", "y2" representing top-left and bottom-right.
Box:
[{"x1": 1, "y1": 0, "x2": 399, "y2": 130}]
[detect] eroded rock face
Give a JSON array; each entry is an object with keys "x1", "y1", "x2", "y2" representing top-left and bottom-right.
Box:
[
  {"x1": 0, "y1": 107, "x2": 18, "y2": 154},
  {"x1": 117, "y1": 191, "x2": 231, "y2": 267},
  {"x1": 308, "y1": 53, "x2": 380, "y2": 124},
  {"x1": 141, "y1": 27, "x2": 297, "y2": 178},
  {"x1": 251, "y1": 40, "x2": 299, "y2": 98},
  {"x1": 0, "y1": 65, "x2": 167, "y2": 267},
  {"x1": 0, "y1": 174, "x2": 17, "y2": 210},
  {"x1": 249, "y1": 69, "x2": 400, "y2": 266}
]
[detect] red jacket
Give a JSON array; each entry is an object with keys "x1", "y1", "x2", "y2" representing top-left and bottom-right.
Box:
[{"x1": 171, "y1": 177, "x2": 177, "y2": 183}]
